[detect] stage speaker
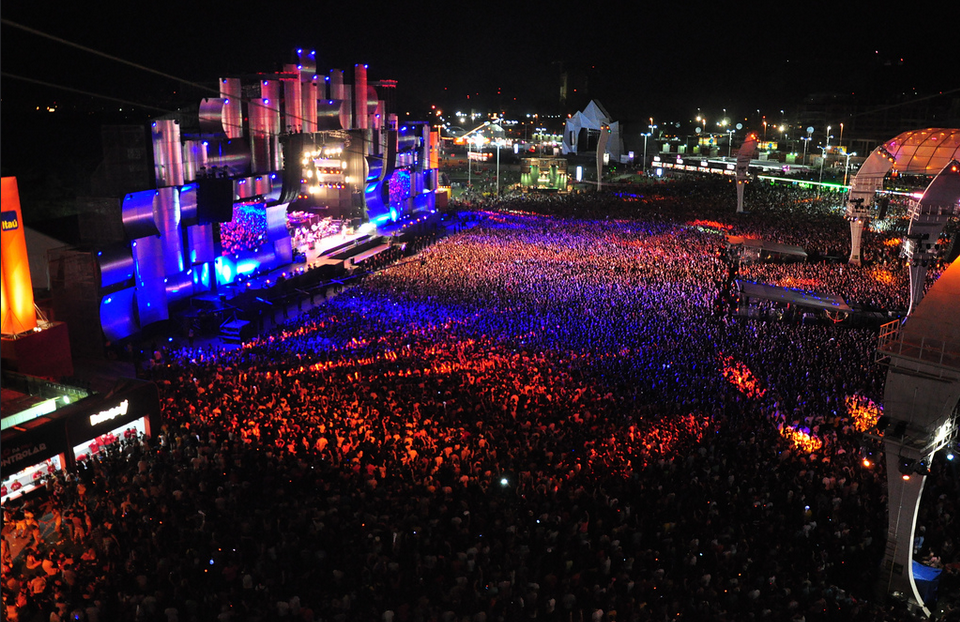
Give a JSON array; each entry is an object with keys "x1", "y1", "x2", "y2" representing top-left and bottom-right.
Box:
[
  {"x1": 876, "y1": 196, "x2": 889, "y2": 221},
  {"x1": 278, "y1": 134, "x2": 305, "y2": 204},
  {"x1": 379, "y1": 129, "x2": 397, "y2": 182},
  {"x1": 197, "y1": 178, "x2": 235, "y2": 224}
]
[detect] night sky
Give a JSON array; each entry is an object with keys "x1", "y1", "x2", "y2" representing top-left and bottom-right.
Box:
[{"x1": 2, "y1": 1, "x2": 955, "y2": 186}]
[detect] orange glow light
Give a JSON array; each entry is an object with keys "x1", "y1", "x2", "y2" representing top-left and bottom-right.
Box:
[
  {"x1": 688, "y1": 219, "x2": 733, "y2": 231},
  {"x1": 777, "y1": 276, "x2": 819, "y2": 289},
  {"x1": 845, "y1": 395, "x2": 882, "y2": 432},
  {"x1": 720, "y1": 355, "x2": 766, "y2": 399},
  {"x1": 780, "y1": 425, "x2": 823, "y2": 454},
  {"x1": 870, "y1": 269, "x2": 896, "y2": 286}
]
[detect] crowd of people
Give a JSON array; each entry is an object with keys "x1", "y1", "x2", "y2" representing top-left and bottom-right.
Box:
[
  {"x1": 220, "y1": 205, "x2": 269, "y2": 256},
  {"x1": 3, "y1": 178, "x2": 958, "y2": 622}
]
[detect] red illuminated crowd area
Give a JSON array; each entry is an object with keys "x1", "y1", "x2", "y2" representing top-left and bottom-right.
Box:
[{"x1": 3, "y1": 178, "x2": 958, "y2": 622}]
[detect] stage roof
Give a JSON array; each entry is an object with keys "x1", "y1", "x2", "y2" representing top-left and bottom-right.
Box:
[
  {"x1": 884, "y1": 128, "x2": 960, "y2": 176},
  {"x1": 893, "y1": 259, "x2": 960, "y2": 370},
  {"x1": 736, "y1": 280, "x2": 853, "y2": 313},
  {"x1": 726, "y1": 236, "x2": 808, "y2": 258}
]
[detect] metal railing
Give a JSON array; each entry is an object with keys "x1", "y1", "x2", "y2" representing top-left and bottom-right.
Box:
[{"x1": 876, "y1": 319, "x2": 960, "y2": 378}]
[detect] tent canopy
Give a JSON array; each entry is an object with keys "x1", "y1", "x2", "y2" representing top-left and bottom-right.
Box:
[{"x1": 562, "y1": 100, "x2": 622, "y2": 161}]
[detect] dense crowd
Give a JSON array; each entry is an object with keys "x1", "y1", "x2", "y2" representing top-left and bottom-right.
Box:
[{"x1": 3, "y1": 179, "x2": 958, "y2": 622}]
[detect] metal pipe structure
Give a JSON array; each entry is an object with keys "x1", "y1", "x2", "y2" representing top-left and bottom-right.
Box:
[
  {"x1": 152, "y1": 119, "x2": 184, "y2": 188},
  {"x1": 219, "y1": 78, "x2": 243, "y2": 139},
  {"x1": 282, "y1": 64, "x2": 302, "y2": 134},
  {"x1": 301, "y1": 77, "x2": 318, "y2": 134},
  {"x1": 354, "y1": 64, "x2": 368, "y2": 130}
]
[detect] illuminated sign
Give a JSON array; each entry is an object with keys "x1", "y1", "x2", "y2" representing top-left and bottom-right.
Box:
[
  {"x1": 1, "y1": 211, "x2": 19, "y2": 231},
  {"x1": 1, "y1": 443, "x2": 47, "y2": 468},
  {"x1": 90, "y1": 400, "x2": 129, "y2": 427}
]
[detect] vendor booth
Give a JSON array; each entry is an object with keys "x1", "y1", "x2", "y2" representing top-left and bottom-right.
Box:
[{"x1": 1, "y1": 376, "x2": 160, "y2": 503}]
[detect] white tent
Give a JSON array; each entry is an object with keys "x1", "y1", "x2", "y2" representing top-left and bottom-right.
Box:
[{"x1": 561, "y1": 100, "x2": 623, "y2": 161}]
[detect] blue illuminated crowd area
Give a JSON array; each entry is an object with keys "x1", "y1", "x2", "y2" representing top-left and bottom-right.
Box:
[{"x1": 7, "y1": 179, "x2": 958, "y2": 621}]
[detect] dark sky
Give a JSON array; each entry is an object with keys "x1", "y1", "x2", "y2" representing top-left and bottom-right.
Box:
[{"x1": 2, "y1": 0, "x2": 955, "y2": 173}]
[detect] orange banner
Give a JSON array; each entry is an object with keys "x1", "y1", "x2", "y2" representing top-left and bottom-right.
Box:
[
  {"x1": 429, "y1": 131, "x2": 440, "y2": 170},
  {"x1": 1, "y1": 177, "x2": 37, "y2": 335}
]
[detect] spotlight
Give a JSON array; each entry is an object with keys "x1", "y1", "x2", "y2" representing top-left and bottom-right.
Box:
[{"x1": 898, "y1": 458, "x2": 915, "y2": 475}]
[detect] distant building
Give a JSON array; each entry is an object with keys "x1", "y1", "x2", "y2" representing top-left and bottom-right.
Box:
[{"x1": 795, "y1": 91, "x2": 960, "y2": 156}]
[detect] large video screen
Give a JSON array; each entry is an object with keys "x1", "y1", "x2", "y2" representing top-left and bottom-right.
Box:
[{"x1": 220, "y1": 203, "x2": 267, "y2": 256}]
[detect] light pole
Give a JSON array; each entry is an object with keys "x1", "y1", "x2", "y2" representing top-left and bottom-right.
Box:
[
  {"x1": 495, "y1": 138, "x2": 504, "y2": 195},
  {"x1": 842, "y1": 150, "x2": 856, "y2": 186},
  {"x1": 642, "y1": 132, "x2": 650, "y2": 170},
  {"x1": 696, "y1": 115, "x2": 707, "y2": 154},
  {"x1": 472, "y1": 134, "x2": 485, "y2": 189},
  {"x1": 495, "y1": 138, "x2": 500, "y2": 195},
  {"x1": 726, "y1": 128, "x2": 735, "y2": 158},
  {"x1": 647, "y1": 118, "x2": 657, "y2": 169},
  {"x1": 818, "y1": 145, "x2": 828, "y2": 196},
  {"x1": 818, "y1": 125, "x2": 834, "y2": 194}
]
